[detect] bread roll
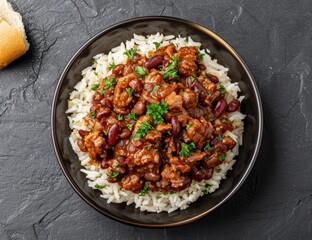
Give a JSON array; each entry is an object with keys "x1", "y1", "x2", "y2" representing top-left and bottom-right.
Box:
[{"x1": 0, "y1": 0, "x2": 29, "y2": 69}]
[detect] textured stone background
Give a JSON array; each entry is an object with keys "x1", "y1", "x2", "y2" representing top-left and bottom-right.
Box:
[{"x1": 1, "y1": 0, "x2": 312, "y2": 239}]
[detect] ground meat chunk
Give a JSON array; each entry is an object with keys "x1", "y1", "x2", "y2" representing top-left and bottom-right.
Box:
[
  {"x1": 182, "y1": 89, "x2": 198, "y2": 109},
  {"x1": 121, "y1": 174, "x2": 143, "y2": 192},
  {"x1": 160, "y1": 164, "x2": 186, "y2": 188},
  {"x1": 145, "y1": 130, "x2": 161, "y2": 143},
  {"x1": 133, "y1": 148, "x2": 160, "y2": 166},
  {"x1": 83, "y1": 131, "x2": 106, "y2": 159},
  {"x1": 165, "y1": 91, "x2": 184, "y2": 111},
  {"x1": 144, "y1": 70, "x2": 163, "y2": 85},
  {"x1": 153, "y1": 43, "x2": 176, "y2": 57},
  {"x1": 169, "y1": 157, "x2": 191, "y2": 173},
  {"x1": 177, "y1": 46, "x2": 198, "y2": 76},
  {"x1": 185, "y1": 151, "x2": 206, "y2": 163},
  {"x1": 156, "y1": 123, "x2": 172, "y2": 132},
  {"x1": 186, "y1": 118, "x2": 213, "y2": 148},
  {"x1": 113, "y1": 73, "x2": 136, "y2": 108}
]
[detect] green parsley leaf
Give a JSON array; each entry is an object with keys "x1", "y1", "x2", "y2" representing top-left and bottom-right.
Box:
[
  {"x1": 92, "y1": 59, "x2": 98, "y2": 65},
  {"x1": 144, "y1": 145, "x2": 151, "y2": 150},
  {"x1": 186, "y1": 123, "x2": 192, "y2": 128},
  {"x1": 162, "y1": 55, "x2": 179, "y2": 79},
  {"x1": 179, "y1": 142, "x2": 196, "y2": 158},
  {"x1": 218, "y1": 84, "x2": 227, "y2": 94},
  {"x1": 91, "y1": 83, "x2": 99, "y2": 90},
  {"x1": 216, "y1": 168, "x2": 221, "y2": 173},
  {"x1": 103, "y1": 130, "x2": 108, "y2": 135},
  {"x1": 90, "y1": 111, "x2": 96, "y2": 119},
  {"x1": 109, "y1": 62, "x2": 116, "y2": 70},
  {"x1": 152, "y1": 85, "x2": 160, "y2": 95},
  {"x1": 169, "y1": 191, "x2": 177, "y2": 194},
  {"x1": 221, "y1": 117, "x2": 228, "y2": 123},
  {"x1": 219, "y1": 153, "x2": 227, "y2": 161},
  {"x1": 203, "y1": 183, "x2": 212, "y2": 194},
  {"x1": 218, "y1": 135, "x2": 223, "y2": 141},
  {"x1": 139, "y1": 185, "x2": 149, "y2": 196},
  {"x1": 107, "y1": 172, "x2": 119, "y2": 178},
  {"x1": 95, "y1": 184, "x2": 105, "y2": 189},
  {"x1": 204, "y1": 143, "x2": 213, "y2": 151},
  {"x1": 134, "y1": 66, "x2": 147, "y2": 76},
  {"x1": 98, "y1": 87, "x2": 105, "y2": 96},
  {"x1": 146, "y1": 101, "x2": 168, "y2": 124},
  {"x1": 156, "y1": 195, "x2": 161, "y2": 200},
  {"x1": 190, "y1": 76, "x2": 195, "y2": 82},
  {"x1": 124, "y1": 48, "x2": 137, "y2": 60},
  {"x1": 128, "y1": 111, "x2": 138, "y2": 120},
  {"x1": 126, "y1": 88, "x2": 134, "y2": 97},
  {"x1": 94, "y1": 72, "x2": 99, "y2": 77},
  {"x1": 153, "y1": 42, "x2": 161, "y2": 50},
  {"x1": 112, "y1": 163, "x2": 119, "y2": 168},
  {"x1": 105, "y1": 77, "x2": 118, "y2": 88},
  {"x1": 198, "y1": 52, "x2": 204, "y2": 61},
  {"x1": 127, "y1": 123, "x2": 135, "y2": 131},
  {"x1": 133, "y1": 120, "x2": 154, "y2": 139},
  {"x1": 117, "y1": 114, "x2": 123, "y2": 121}
]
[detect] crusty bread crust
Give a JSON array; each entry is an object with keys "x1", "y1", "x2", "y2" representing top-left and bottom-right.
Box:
[{"x1": 0, "y1": 18, "x2": 27, "y2": 69}]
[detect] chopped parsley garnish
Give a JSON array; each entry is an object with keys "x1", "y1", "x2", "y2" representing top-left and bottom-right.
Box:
[
  {"x1": 186, "y1": 123, "x2": 192, "y2": 128},
  {"x1": 204, "y1": 143, "x2": 213, "y2": 151},
  {"x1": 218, "y1": 84, "x2": 227, "y2": 94},
  {"x1": 203, "y1": 183, "x2": 212, "y2": 194},
  {"x1": 146, "y1": 101, "x2": 168, "y2": 124},
  {"x1": 126, "y1": 87, "x2": 134, "y2": 97},
  {"x1": 221, "y1": 117, "x2": 228, "y2": 123},
  {"x1": 156, "y1": 195, "x2": 161, "y2": 200},
  {"x1": 103, "y1": 130, "x2": 108, "y2": 135},
  {"x1": 218, "y1": 135, "x2": 223, "y2": 141},
  {"x1": 98, "y1": 87, "x2": 105, "y2": 96},
  {"x1": 92, "y1": 59, "x2": 98, "y2": 65},
  {"x1": 144, "y1": 145, "x2": 151, "y2": 150},
  {"x1": 198, "y1": 51, "x2": 204, "y2": 61},
  {"x1": 152, "y1": 85, "x2": 160, "y2": 95},
  {"x1": 95, "y1": 184, "x2": 105, "y2": 189},
  {"x1": 127, "y1": 123, "x2": 135, "y2": 131},
  {"x1": 94, "y1": 71, "x2": 99, "y2": 77},
  {"x1": 112, "y1": 163, "x2": 119, "y2": 168},
  {"x1": 216, "y1": 168, "x2": 221, "y2": 173},
  {"x1": 105, "y1": 77, "x2": 118, "y2": 88},
  {"x1": 179, "y1": 142, "x2": 196, "y2": 158},
  {"x1": 90, "y1": 83, "x2": 99, "y2": 90},
  {"x1": 90, "y1": 111, "x2": 96, "y2": 119},
  {"x1": 128, "y1": 111, "x2": 138, "y2": 120},
  {"x1": 133, "y1": 120, "x2": 154, "y2": 139},
  {"x1": 190, "y1": 76, "x2": 195, "y2": 82},
  {"x1": 162, "y1": 55, "x2": 179, "y2": 79},
  {"x1": 170, "y1": 191, "x2": 177, "y2": 194},
  {"x1": 109, "y1": 62, "x2": 116, "y2": 70},
  {"x1": 139, "y1": 185, "x2": 149, "y2": 196},
  {"x1": 117, "y1": 114, "x2": 123, "y2": 121},
  {"x1": 107, "y1": 172, "x2": 119, "y2": 178},
  {"x1": 134, "y1": 66, "x2": 147, "y2": 76},
  {"x1": 219, "y1": 153, "x2": 227, "y2": 161},
  {"x1": 124, "y1": 48, "x2": 137, "y2": 60},
  {"x1": 153, "y1": 42, "x2": 161, "y2": 50}
]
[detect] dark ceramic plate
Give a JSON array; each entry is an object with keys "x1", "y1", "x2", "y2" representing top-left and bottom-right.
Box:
[{"x1": 51, "y1": 16, "x2": 263, "y2": 227}]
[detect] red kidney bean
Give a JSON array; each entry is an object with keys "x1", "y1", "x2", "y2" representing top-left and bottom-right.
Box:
[
  {"x1": 99, "y1": 118, "x2": 106, "y2": 127},
  {"x1": 162, "y1": 59, "x2": 169, "y2": 69},
  {"x1": 108, "y1": 124, "x2": 119, "y2": 145},
  {"x1": 100, "y1": 159, "x2": 108, "y2": 169},
  {"x1": 92, "y1": 99, "x2": 101, "y2": 105},
  {"x1": 117, "y1": 155, "x2": 126, "y2": 166},
  {"x1": 100, "y1": 98, "x2": 113, "y2": 108},
  {"x1": 176, "y1": 141, "x2": 181, "y2": 153},
  {"x1": 213, "y1": 97, "x2": 227, "y2": 118},
  {"x1": 78, "y1": 130, "x2": 89, "y2": 137},
  {"x1": 145, "y1": 55, "x2": 163, "y2": 69},
  {"x1": 112, "y1": 64, "x2": 124, "y2": 75},
  {"x1": 132, "y1": 53, "x2": 141, "y2": 63},
  {"x1": 96, "y1": 108, "x2": 111, "y2": 120},
  {"x1": 222, "y1": 136, "x2": 236, "y2": 149},
  {"x1": 77, "y1": 139, "x2": 87, "y2": 152},
  {"x1": 129, "y1": 79, "x2": 142, "y2": 92},
  {"x1": 213, "y1": 141, "x2": 227, "y2": 153},
  {"x1": 171, "y1": 117, "x2": 180, "y2": 137},
  {"x1": 199, "y1": 93, "x2": 209, "y2": 106},
  {"x1": 107, "y1": 177, "x2": 119, "y2": 183},
  {"x1": 132, "y1": 139, "x2": 144, "y2": 149},
  {"x1": 119, "y1": 128, "x2": 131, "y2": 139},
  {"x1": 190, "y1": 165, "x2": 206, "y2": 182},
  {"x1": 204, "y1": 168, "x2": 214, "y2": 180},
  {"x1": 227, "y1": 99, "x2": 240, "y2": 112},
  {"x1": 133, "y1": 101, "x2": 146, "y2": 116},
  {"x1": 185, "y1": 76, "x2": 196, "y2": 88},
  {"x1": 206, "y1": 73, "x2": 219, "y2": 83},
  {"x1": 144, "y1": 172, "x2": 160, "y2": 182},
  {"x1": 199, "y1": 64, "x2": 206, "y2": 70}
]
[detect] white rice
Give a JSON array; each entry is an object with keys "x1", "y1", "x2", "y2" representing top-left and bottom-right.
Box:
[{"x1": 66, "y1": 33, "x2": 245, "y2": 213}]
